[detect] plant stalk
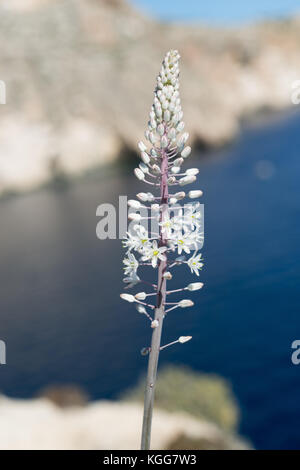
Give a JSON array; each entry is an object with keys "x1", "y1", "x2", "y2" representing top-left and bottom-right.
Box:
[{"x1": 140, "y1": 149, "x2": 169, "y2": 450}]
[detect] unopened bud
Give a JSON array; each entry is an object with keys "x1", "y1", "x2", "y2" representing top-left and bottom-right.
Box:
[
  {"x1": 188, "y1": 190, "x2": 203, "y2": 199},
  {"x1": 187, "y1": 282, "x2": 204, "y2": 291},
  {"x1": 141, "y1": 152, "x2": 150, "y2": 164},
  {"x1": 186, "y1": 168, "x2": 199, "y2": 176},
  {"x1": 138, "y1": 141, "x2": 147, "y2": 152},
  {"x1": 128, "y1": 213, "x2": 142, "y2": 222},
  {"x1": 141, "y1": 347, "x2": 150, "y2": 356},
  {"x1": 174, "y1": 191, "x2": 185, "y2": 200},
  {"x1": 171, "y1": 166, "x2": 180, "y2": 174},
  {"x1": 161, "y1": 135, "x2": 168, "y2": 148},
  {"x1": 178, "y1": 299, "x2": 194, "y2": 308},
  {"x1": 137, "y1": 192, "x2": 149, "y2": 202},
  {"x1": 179, "y1": 175, "x2": 196, "y2": 186},
  {"x1": 163, "y1": 271, "x2": 172, "y2": 280},
  {"x1": 120, "y1": 293, "x2": 135, "y2": 303},
  {"x1": 134, "y1": 168, "x2": 145, "y2": 181},
  {"x1": 178, "y1": 336, "x2": 192, "y2": 344},
  {"x1": 128, "y1": 200, "x2": 141, "y2": 209},
  {"x1": 151, "y1": 320, "x2": 159, "y2": 328},
  {"x1": 135, "y1": 292, "x2": 147, "y2": 300},
  {"x1": 181, "y1": 146, "x2": 191, "y2": 158}
]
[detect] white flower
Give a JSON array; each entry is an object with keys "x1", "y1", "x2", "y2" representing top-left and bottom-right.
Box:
[
  {"x1": 170, "y1": 231, "x2": 194, "y2": 255},
  {"x1": 159, "y1": 216, "x2": 177, "y2": 237},
  {"x1": 120, "y1": 293, "x2": 135, "y2": 303},
  {"x1": 187, "y1": 282, "x2": 204, "y2": 291},
  {"x1": 178, "y1": 299, "x2": 194, "y2": 308},
  {"x1": 123, "y1": 272, "x2": 140, "y2": 287},
  {"x1": 133, "y1": 225, "x2": 151, "y2": 252},
  {"x1": 182, "y1": 203, "x2": 202, "y2": 230},
  {"x1": 187, "y1": 253, "x2": 204, "y2": 276},
  {"x1": 122, "y1": 231, "x2": 139, "y2": 252},
  {"x1": 123, "y1": 253, "x2": 139, "y2": 275},
  {"x1": 178, "y1": 336, "x2": 192, "y2": 343},
  {"x1": 141, "y1": 240, "x2": 167, "y2": 268}
]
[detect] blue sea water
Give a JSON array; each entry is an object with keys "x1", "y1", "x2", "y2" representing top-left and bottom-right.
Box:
[
  {"x1": 0, "y1": 110, "x2": 300, "y2": 449},
  {"x1": 131, "y1": 0, "x2": 300, "y2": 24}
]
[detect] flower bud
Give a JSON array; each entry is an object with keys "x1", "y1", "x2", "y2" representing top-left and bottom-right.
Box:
[
  {"x1": 141, "y1": 151, "x2": 150, "y2": 164},
  {"x1": 174, "y1": 158, "x2": 184, "y2": 167},
  {"x1": 171, "y1": 166, "x2": 180, "y2": 174},
  {"x1": 164, "y1": 110, "x2": 171, "y2": 122},
  {"x1": 137, "y1": 192, "x2": 149, "y2": 202},
  {"x1": 178, "y1": 299, "x2": 194, "y2": 308},
  {"x1": 151, "y1": 320, "x2": 159, "y2": 328},
  {"x1": 157, "y1": 124, "x2": 165, "y2": 136},
  {"x1": 147, "y1": 192, "x2": 155, "y2": 202},
  {"x1": 179, "y1": 132, "x2": 189, "y2": 146},
  {"x1": 138, "y1": 141, "x2": 147, "y2": 152},
  {"x1": 149, "y1": 132, "x2": 157, "y2": 144},
  {"x1": 128, "y1": 213, "x2": 142, "y2": 222},
  {"x1": 178, "y1": 336, "x2": 192, "y2": 344},
  {"x1": 168, "y1": 128, "x2": 176, "y2": 140},
  {"x1": 139, "y1": 163, "x2": 149, "y2": 174},
  {"x1": 187, "y1": 282, "x2": 204, "y2": 291},
  {"x1": 150, "y1": 148, "x2": 158, "y2": 157},
  {"x1": 181, "y1": 146, "x2": 191, "y2": 158},
  {"x1": 186, "y1": 168, "x2": 199, "y2": 176},
  {"x1": 120, "y1": 293, "x2": 135, "y2": 303},
  {"x1": 174, "y1": 191, "x2": 185, "y2": 200},
  {"x1": 135, "y1": 292, "x2": 147, "y2": 300},
  {"x1": 161, "y1": 135, "x2": 168, "y2": 148},
  {"x1": 151, "y1": 204, "x2": 160, "y2": 212},
  {"x1": 169, "y1": 197, "x2": 177, "y2": 205},
  {"x1": 134, "y1": 168, "x2": 145, "y2": 181},
  {"x1": 128, "y1": 200, "x2": 141, "y2": 209},
  {"x1": 136, "y1": 304, "x2": 147, "y2": 314},
  {"x1": 177, "y1": 121, "x2": 185, "y2": 132},
  {"x1": 168, "y1": 176, "x2": 176, "y2": 184},
  {"x1": 179, "y1": 175, "x2": 196, "y2": 186},
  {"x1": 188, "y1": 190, "x2": 203, "y2": 199},
  {"x1": 141, "y1": 347, "x2": 150, "y2": 356},
  {"x1": 163, "y1": 271, "x2": 172, "y2": 280},
  {"x1": 152, "y1": 164, "x2": 161, "y2": 174}
]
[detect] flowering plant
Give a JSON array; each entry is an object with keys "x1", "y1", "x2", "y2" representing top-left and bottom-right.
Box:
[{"x1": 120, "y1": 50, "x2": 204, "y2": 449}]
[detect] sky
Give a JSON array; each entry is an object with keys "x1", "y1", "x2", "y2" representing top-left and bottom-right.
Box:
[{"x1": 131, "y1": 0, "x2": 300, "y2": 24}]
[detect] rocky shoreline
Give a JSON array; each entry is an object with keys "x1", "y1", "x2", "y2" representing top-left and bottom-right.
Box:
[
  {"x1": 0, "y1": 394, "x2": 250, "y2": 450},
  {"x1": 0, "y1": 0, "x2": 299, "y2": 194}
]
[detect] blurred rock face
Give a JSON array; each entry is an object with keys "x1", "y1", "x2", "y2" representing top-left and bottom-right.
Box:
[
  {"x1": 0, "y1": 395, "x2": 249, "y2": 450},
  {"x1": 0, "y1": 0, "x2": 299, "y2": 193}
]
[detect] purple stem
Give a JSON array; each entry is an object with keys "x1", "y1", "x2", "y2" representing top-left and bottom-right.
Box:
[{"x1": 141, "y1": 146, "x2": 169, "y2": 450}]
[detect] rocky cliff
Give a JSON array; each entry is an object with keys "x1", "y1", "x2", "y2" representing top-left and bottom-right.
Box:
[
  {"x1": 0, "y1": 0, "x2": 299, "y2": 193},
  {"x1": 0, "y1": 395, "x2": 249, "y2": 449}
]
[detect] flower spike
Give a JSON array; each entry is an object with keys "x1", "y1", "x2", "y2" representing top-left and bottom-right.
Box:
[{"x1": 120, "y1": 50, "x2": 204, "y2": 450}]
